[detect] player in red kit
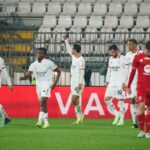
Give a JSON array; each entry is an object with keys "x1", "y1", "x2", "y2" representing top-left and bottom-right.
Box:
[{"x1": 127, "y1": 41, "x2": 150, "y2": 138}]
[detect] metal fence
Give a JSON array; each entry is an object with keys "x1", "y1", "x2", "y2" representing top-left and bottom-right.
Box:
[{"x1": 0, "y1": 31, "x2": 150, "y2": 86}]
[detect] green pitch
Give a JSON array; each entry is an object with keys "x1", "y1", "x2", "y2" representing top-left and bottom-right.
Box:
[{"x1": 0, "y1": 119, "x2": 150, "y2": 150}]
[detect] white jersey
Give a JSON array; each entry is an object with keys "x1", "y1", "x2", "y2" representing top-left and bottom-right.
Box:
[
  {"x1": 71, "y1": 55, "x2": 85, "y2": 85},
  {"x1": 106, "y1": 54, "x2": 128, "y2": 87},
  {"x1": 126, "y1": 50, "x2": 142, "y2": 85},
  {"x1": 0, "y1": 57, "x2": 6, "y2": 87},
  {"x1": 29, "y1": 58, "x2": 57, "y2": 86}
]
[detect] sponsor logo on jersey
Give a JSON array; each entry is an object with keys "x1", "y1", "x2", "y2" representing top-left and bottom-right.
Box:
[{"x1": 144, "y1": 65, "x2": 150, "y2": 74}]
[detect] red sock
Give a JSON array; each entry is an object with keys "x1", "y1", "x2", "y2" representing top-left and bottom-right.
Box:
[
  {"x1": 136, "y1": 113, "x2": 145, "y2": 131},
  {"x1": 145, "y1": 114, "x2": 150, "y2": 133}
]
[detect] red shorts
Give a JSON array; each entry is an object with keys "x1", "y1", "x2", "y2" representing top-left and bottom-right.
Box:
[{"x1": 137, "y1": 89, "x2": 150, "y2": 106}]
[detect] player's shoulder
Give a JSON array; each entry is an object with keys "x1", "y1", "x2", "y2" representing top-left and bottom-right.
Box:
[{"x1": 134, "y1": 52, "x2": 144, "y2": 60}]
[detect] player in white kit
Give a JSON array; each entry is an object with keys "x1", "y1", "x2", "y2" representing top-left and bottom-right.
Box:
[
  {"x1": 64, "y1": 36, "x2": 85, "y2": 124},
  {"x1": 0, "y1": 57, "x2": 13, "y2": 126},
  {"x1": 20, "y1": 48, "x2": 61, "y2": 128},
  {"x1": 105, "y1": 45, "x2": 128, "y2": 126},
  {"x1": 125, "y1": 39, "x2": 142, "y2": 128}
]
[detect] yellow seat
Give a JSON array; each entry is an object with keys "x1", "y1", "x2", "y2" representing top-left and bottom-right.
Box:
[{"x1": 16, "y1": 31, "x2": 34, "y2": 40}]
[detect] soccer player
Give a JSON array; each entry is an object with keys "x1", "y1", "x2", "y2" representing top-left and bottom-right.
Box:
[
  {"x1": 126, "y1": 41, "x2": 150, "y2": 138},
  {"x1": 105, "y1": 45, "x2": 128, "y2": 126},
  {"x1": 126, "y1": 39, "x2": 142, "y2": 128},
  {"x1": 19, "y1": 48, "x2": 61, "y2": 129},
  {"x1": 0, "y1": 57, "x2": 13, "y2": 125},
  {"x1": 64, "y1": 36, "x2": 85, "y2": 124}
]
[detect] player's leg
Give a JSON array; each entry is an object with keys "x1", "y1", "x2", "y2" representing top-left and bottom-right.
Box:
[
  {"x1": 104, "y1": 86, "x2": 119, "y2": 125},
  {"x1": 40, "y1": 97, "x2": 49, "y2": 129},
  {"x1": 136, "y1": 102, "x2": 145, "y2": 138},
  {"x1": 72, "y1": 95, "x2": 84, "y2": 124},
  {"x1": 145, "y1": 94, "x2": 150, "y2": 138},
  {"x1": 130, "y1": 98, "x2": 138, "y2": 128},
  {"x1": 116, "y1": 99, "x2": 125, "y2": 126},
  {"x1": 0, "y1": 104, "x2": 11, "y2": 125}
]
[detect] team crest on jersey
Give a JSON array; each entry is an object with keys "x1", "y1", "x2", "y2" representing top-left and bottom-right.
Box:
[
  {"x1": 144, "y1": 65, "x2": 150, "y2": 74},
  {"x1": 140, "y1": 59, "x2": 143, "y2": 62}
]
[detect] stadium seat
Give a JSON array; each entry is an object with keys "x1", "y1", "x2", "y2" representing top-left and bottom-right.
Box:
[
  {"x1": 104, "y1": 16, "x2": 118, "y2": 28},
  {"x1": 100, "y1": 28, "x2": 113, "y2": 41},
  {"x1": 112, "y1": 0, "x2": 126, "y2": 2},
  {"x1": 139, "y1": 3, "x2": 150, "y2": 15},
  {"x1": 88, "y1": 16, "x2": 103, "y2": 28},
  {"x1": 108, "y1": 3, "x2": 122, "y2": 15},
  {"x1": 81, "y1": 0, "x2": 96, "y2": 2},
  {"x1": 85, "y1": 28, "x2": 98, "y2": 42},
  {"x1": 53, "y1": 27, "x2": 66, "y2": 41},
  {"x1": 36, "y1": 0, "x2": 50, "y2": 2},
  {"x1": 97, "y1": 0, "x2": 111, "y2": 2},
  {"x1": 38, "y1": 27, "x2": 51, "y2": 41},
  {"x1": 77, "y1": 2, "x2": 91, "y2": 15},
  {"x1": 16, "y1": 31, "x2": 34, "y2": 40},
  {"x1": 130, "y1": 28, "x2": 145, "y2": 41},
  {"x1": 18, "y1": 2, "x2": 31, "y2": 14},
  {"x1": 73, "y1": 16, "x2": 87, "y2": 28},
  {"x1": 119, "y1": 16, "x2": 133, "y2": 28},
  {"x1": 69, "y1": 28, "x2": 82, "y2": 41},
  {"x1": 145, "y1": 28, "x2": 150, "y2": 41},
  {"x1": 124, "y1": 3, "x2": 137, "y2": 16},
  {"x1": 62, "y1": 2, "x2": 76, "y2": 15},
  {"x1": 93, "y1": 3, "x2": 107, "y2": 16},
  {"x1": 127, "y1": 0, "x2": 142, "y2": 2},
  {"x1": 41, "y1": 15, "x2": 57, "y2": 28},
  {"x1": 32, "y1": 2, "x2": 46, "y2": 14},
  {"x1": 144, "y1": 0, "x2": 150, "y2": 2},
  {"x1": 5, "y1": 0, "x2": 20, "y2": 2},
  {"x1": 136, "y1": 16, "x2": 150, "y2": 28},
  {"x1": 21, "y1": 0, "x2": 34, "y2": 2},
  {"x1": 5, "y1": 4, "x2": 16, "y2": 14},
  {"x1": 115, "y1": 28, "x2": 129, "y2": 42},
  {"x1": 66, "y1": 0, "x2": 80, "y2": 3},
  {"x1": 57, "y1": 15, "x2": 72, "y2": 28},
  {"x1": 47, "y1": 3, "x2": 61, "y2": 15}
]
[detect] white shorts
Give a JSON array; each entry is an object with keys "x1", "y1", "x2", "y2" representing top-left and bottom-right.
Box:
[
  {"x1": 36, "y1": 82, "x2": 51, "y2": 101},
  {"x1": 71, "y1": 84, "x2": 84, "y2": 96},
  {"x1": 127, "y1": 84, "x2": 137, "y2": 99},
  {"x1": 105, "y1": 86, "x2": 125, "y2": 100}
]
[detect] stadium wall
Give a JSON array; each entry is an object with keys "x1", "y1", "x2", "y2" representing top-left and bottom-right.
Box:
[{"x1": 0, "y1": 86, "x2": 132, "y2": 119}]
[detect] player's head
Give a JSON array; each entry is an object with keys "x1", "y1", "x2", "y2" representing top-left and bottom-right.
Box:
[
  {"x1": 36, "y1": 47, "x2": 47, "y2": 60},
  {"x1": 72, "y1": 43, "x2": 81, "y2": 55},
  {"x1": 128, "y1": 39, "x2": 137, "y2": 51},
  {"x1": 144, "y1": 41, "x2": 150, "y2": 57},
  {"x1": 108, "y1": 45, "x2": 119, "y2": 58}
]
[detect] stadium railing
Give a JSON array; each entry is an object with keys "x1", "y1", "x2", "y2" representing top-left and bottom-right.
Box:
[{"x1": 0, "y1": 31, "x2": 150, "y2": 86}]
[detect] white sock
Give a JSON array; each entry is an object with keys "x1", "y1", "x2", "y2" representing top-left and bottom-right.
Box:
[
  {"x1": 0, "y1": 104, "x2": 8, "y2": 118},
  {"x1": 130, "y1": 104, "x2": 137, "y2": 124},
  {"x1": 43, "y1": 113, "x2": 48, "y2": 123},
  {"x1": 118, "y1": 101, "x2": 125, "y2": 121},
  {"x1": 75, "y1": 105, "x2": 82, "y2": 119},
  {"x1": 38, "y1": 111, "x2": 44, "y2": 122},
  {"x1": 105, "y1": 100, "x2": 118, "y2": 116}
]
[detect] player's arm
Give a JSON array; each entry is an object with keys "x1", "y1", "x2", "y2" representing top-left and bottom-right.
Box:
[
  {"x1": 19, "y1": 71, "x2": 33, "y2": 81},
  {"x1": 106, "y1": 59, "x2": 111, "y2": 87},
  {"x1": 51, "y1": 67, "x2": 61, "y2": 90},
  {"x1": 1, "y1": 58, "x2": 13, "y2": 91},
  {"x1": 1, "y1": 67, "x2": 13, "y2": 91},
  {"x1": 64, "y1": 35, "x2": 72, "y2": 56}
]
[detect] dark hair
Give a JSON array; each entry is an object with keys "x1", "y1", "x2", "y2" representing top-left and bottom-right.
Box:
[
  {"x1": 129, "y1": 39, "x2": 137, "y2": 45},
  {"x1": 73, "y1": 44, "x2": 81, "y2": 53},
  {"x1": 145, "y1": 41, "x2": 150, "y2": 51},
  {"x1": 109, "y1": 45, "x2": 119, "y2": 51},
  {"x1": 36, "y1": 47, "x2": 47, "y2": 54}
]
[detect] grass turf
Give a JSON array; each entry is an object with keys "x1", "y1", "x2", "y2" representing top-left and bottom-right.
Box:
[{"x1": 0, "y1": 119, "x2": 150, "y2": 150}]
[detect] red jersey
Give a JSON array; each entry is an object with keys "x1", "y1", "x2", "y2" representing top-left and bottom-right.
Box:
[{"x1": 132, "y1": 52, "x2": 150, "y2": 90}]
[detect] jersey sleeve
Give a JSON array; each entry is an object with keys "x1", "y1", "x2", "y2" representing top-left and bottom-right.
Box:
[
  {"x1": 28, "y1": 63, "x2": 34, "y2": 72},
  {"x1": 132, "y1": 55, "x2": 139, "y2": 69},
  {"x1": 49, "y1": 60, "x2": 57, "y2": 70},
  {"x1": 0, "y1": 58, "x2": 6, "y2": 70},
  {"x1": 79, "y1": 58, "x2": 85, "y2": 70}
]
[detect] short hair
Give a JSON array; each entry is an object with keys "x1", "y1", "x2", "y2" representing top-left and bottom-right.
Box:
[
  {"x1": 145, "y1": 41, "x2": 150, "y2": 51},
  {"x1": 73, "y1": 43, "x2": 81, "y2": 53},
  {"x1": 109, "y1": 45, "x2": 119, "y2": 51},
  {"x1": 36, "y1": 47, "x2": 47, "y2": 54},
  {"x1": 128, "y1": 39, "x2": 137, "y2": 45}
]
